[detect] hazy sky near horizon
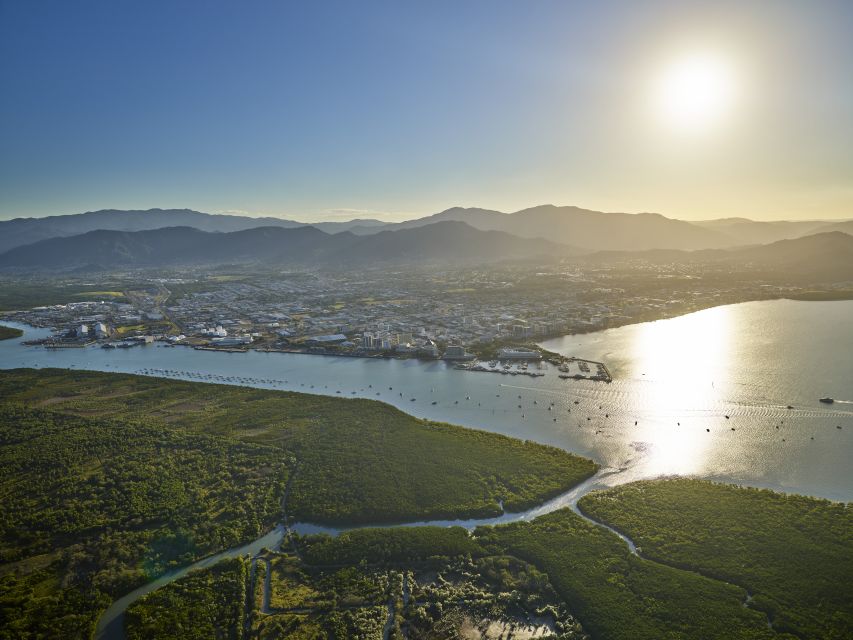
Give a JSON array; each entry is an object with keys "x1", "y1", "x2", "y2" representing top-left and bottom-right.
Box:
[{"x1": 1, "y1": 0, "x2": 852, "y2": 222}]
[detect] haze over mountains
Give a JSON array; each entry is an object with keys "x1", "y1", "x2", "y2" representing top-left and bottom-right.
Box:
[
  {"x1": 0, "y1": 205, "x2": 850, "y2": 275},
  {"x1": 585, "y1": 232, "x2": 853, "y2": 281},
  {"x1": 353, "y1": 205, "x2": 733, "y2": 251},
  {"x1": 0, "y1": 208, "x2": 386, "y2": 254},
  {"x1": 2, "y1": 206, "x2": 851, "y2": 255},
  {"x1": 0, "y1": 222, "x2": 574, "y2": 269},
  {"x1": 693, "y1": 217, "x2": 853, "y2": 245}
]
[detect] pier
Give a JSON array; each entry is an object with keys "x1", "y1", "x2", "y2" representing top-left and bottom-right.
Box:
[{"x1": 458, "y1": 356, "x2": 612, "y2": 383}]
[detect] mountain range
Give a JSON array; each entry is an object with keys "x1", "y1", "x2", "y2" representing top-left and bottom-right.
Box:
[
  {"x1": 0, "y1": 222, "x2": 574, "y2": 269},
  {"x1": 350, "y1": 205, "x2": 733, "y2": 251},
  {"x1": 583, "y1": 232, "x2": 853, "y2": 281},
  {"x1": 2, "y1": 206, "x2": 850, "y2": 255},
  {"x1": 692, "y1": 217, "x2": 853, "y2": 245},
  {"x1": 1, "y1": 218, "x2": 851, "y2": 282},
  {"x1": 0, "y1": 208, "x2": 386, "y2": 254}
]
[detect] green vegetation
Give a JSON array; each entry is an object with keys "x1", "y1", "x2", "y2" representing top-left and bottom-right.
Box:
[
  {"x1": 300, "y1": 527, "x2": 484, "y2": 566},
  {"x1": 0, "y1": 325, "x2": 23, "y2": 341},
  {"x1": 0, "y1": 404, "x2": 287, "y2": 637},
  {"x1": 277, "y1": 560, "x2": 388, "y2": 609},
  {"x1": 256, "y1": 607, "x2": 387, "y2": 639},
  {"x1": 3, "y1": 368, "x2": 849, "y2": 640},
  {"x1": 145, "y1": 548, "x2": 582, "y2": 639},
  {"x1": 248, "y1": 556, "x2": 395, "y2": 638},
  {"x1": 579, "y1": 479, "x2": 853, "y2": 639},
  {"x1": 262, "y1": 489, "x2": 853, "y2": 640},
  {"x1": 402, "y1": 555, "x2": 583, "y2": 640},
  {"x1": 113, "y1": 324, "x2": 146, "y2": 336},
  {"x1": 125, "y1": 483, "x2": 853, "y2": 640},
  {"x1": 0, "y1": 368, "x2": 595, "y2": 638},
  {"x1": 73, "y1": 290, "x2": 125, "y2": 298},
  {"x1": 477, "y1": 508, "x2": 777, "y2": 640},
  {"x1": 785, "y1": 289, "x2": 853, "y2": 301},
  {"x1": 0, "y1": 278, "x2": 129, "y2": 310},
  {"x1": 0, "y1": 368, "x2": 597, "y2": 525},
  {"x1": 125, "y1": 557, "x2": 247, "y2": 640}
]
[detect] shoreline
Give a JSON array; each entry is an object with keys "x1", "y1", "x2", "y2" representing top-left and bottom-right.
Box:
[
  {"x1": 2, "y1": 298, "x2": 850, "y2": 507},
  {"x1": 6, "y1": 291, "x2": 853, "y2": 362},
  {"x1": 8, "y1": 292, "x2": 841, "y2": 383}
]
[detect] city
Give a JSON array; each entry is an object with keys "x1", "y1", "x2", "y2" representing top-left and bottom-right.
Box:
[{"x1": 2, "y1": 257, "x2": 839, "y2": 362}]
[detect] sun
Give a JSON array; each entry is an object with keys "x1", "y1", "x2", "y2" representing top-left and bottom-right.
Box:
[{"x1": 653, "y1": 51, "x2": 737, "y2": 133}]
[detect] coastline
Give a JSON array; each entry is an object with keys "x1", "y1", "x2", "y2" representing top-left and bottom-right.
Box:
[
  {"x1": 2, "y1": 298, "x2": 851, "y2": 506},
  {"x1": 5, "y1": 289, "x2": 852, "y2": 363}
]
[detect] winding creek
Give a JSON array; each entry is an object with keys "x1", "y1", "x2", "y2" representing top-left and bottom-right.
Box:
[
  {"x1": 2, "y1": 299, "x2": 851, "y2": 638},
  {"x1": 95, "y1": 467, "x2": 634, "y2": 640}
]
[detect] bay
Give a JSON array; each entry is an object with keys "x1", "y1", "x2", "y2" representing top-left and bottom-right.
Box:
[{"x1": 2, "y1": 299, "x2": 851, "y2": 502}]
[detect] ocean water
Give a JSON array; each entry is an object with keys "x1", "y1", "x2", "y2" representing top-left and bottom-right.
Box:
[{"x1": 2, "y1": 299, "x2": 851, "y2": 501}]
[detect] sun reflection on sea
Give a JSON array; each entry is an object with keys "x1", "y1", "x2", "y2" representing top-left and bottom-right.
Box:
[{"x1": 628, "y1": 305, "x2": 733, "y2": 476}]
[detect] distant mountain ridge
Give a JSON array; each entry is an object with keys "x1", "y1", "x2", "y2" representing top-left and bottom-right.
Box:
[
  {"x1": 0, "y1": 208, "x2": 386, "y2": 254},
  {"x1": 692, "y1": 217, "x2": 851, "y2": 245},
  {"x1": 582, "y1": 231, "x2": 853, "y2": 282},
  {"x1": 1, "y1": 205, "x2": 849, "y2": 255},
  {"x1": 0, "y1": 221, "x2": 576, "y2": 269},
  {"x1": 374, "y1": 205, "x2": 734, "y2": 251}
]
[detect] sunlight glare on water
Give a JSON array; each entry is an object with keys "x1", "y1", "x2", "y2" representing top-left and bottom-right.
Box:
[{"x1": 628, "y1": 305, "x2": 732, "y2": 476}]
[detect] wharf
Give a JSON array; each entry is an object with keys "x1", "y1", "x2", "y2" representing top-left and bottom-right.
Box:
[{"x1": 558, "y1": 357, "x2": 612, "y2": 383}]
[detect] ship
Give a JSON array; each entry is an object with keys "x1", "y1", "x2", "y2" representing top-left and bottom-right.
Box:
[{"x1": 819, "y1": 397, "x2": 834, "y2": 404}]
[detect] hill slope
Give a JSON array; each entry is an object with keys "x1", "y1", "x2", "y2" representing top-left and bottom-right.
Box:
[
  {"x1": 0, "y1": 208, "x2": 386, "y2": 253},
  {"x1": 583, "y1": 231, "x2": 853, "y2": 281},
  {"x1": 5, "y1": 206, "x2": 849, "y2": 255},
  {"x1": 693, "y1": 217, "x2": 851, "y2": 245},
  {"x1": 0, "y1": 221, "x2": 575, "y2": 269},
  {"x1": 367, "y1": 204, "x2": 735, "y2": 251}
]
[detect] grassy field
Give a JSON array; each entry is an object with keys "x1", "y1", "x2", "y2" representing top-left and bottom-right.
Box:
[
  {"x1": 579, "y1": 479, "x2": 853, "y2": 639},
  {"x1": 0, "y1": 278, "x2": 130, "y2": 310}
]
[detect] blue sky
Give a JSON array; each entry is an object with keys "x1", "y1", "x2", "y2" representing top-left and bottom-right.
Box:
[{"x1": 1, "y1": 1, "x2": 851, "y2": 221}]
